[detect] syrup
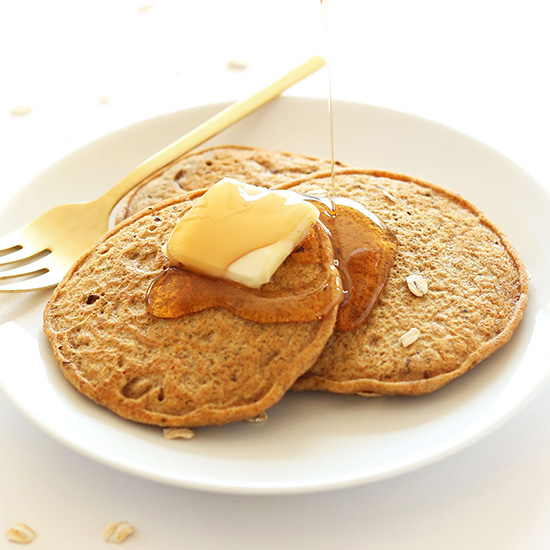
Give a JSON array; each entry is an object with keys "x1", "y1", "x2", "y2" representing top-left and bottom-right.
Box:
[
  {"x1": 321, "y1": 0, "x2": 336, "y2": 212},
  {"x1": 310, "y1": 196, "x2": 398, "y2": 331},
  {"x1": 321, "y1": 0, "x2": 336, "y2": 211},
  {"x1": 147, "y1": 197, "x2": 397, "y2": 332},
  {"x1": 146, "y1": 1, "x2": 399, "y2": 331},
  {"x1": 147, "y1": 223, "x2": 343, "y2": 324}
]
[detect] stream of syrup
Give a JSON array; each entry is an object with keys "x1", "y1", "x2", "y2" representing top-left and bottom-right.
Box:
[{"x1": 321, "y1": 0, "x2": 336, "y2": 211}]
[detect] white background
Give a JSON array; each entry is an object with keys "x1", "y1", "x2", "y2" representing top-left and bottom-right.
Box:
[{"x1": 1, "y1": 1, "x2": 549, "y2": 548}]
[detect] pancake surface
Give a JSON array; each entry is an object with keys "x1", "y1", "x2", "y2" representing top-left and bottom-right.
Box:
[
  {"x1": 278, "y1": 169, "x2": 529, "y2": 395},
  {"x1": 44, "y1": 194, "x2": 339, "y2": 427},
  {"x1": 44, "y1": 152, "x2": 529, "y2": 428},
  {"x1": 115, "y1": 145, "x2": 343, "y2": 223}
]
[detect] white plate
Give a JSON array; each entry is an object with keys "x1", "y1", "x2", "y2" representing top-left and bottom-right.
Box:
[{"x1": 1, "y1": 97, "x2": 549, "y2": 495}]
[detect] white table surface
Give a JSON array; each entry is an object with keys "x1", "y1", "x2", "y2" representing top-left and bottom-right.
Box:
[{"x1": 1, "y1": 1, "x2": 549, "y2": 548}]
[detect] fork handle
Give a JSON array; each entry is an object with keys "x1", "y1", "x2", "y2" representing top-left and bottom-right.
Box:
[{"x1": 95, "y1": 55, "x2": 325, "y2": 213}]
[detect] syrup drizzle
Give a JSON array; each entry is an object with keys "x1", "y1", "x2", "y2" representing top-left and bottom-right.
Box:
[
  {"x1": 146, "y1": 224, "x2": 343, "y2": 324},
  {"x1": 321, "y1": 0, "x2": 336, "y2": 211},
  {"x1": 309, "y1": 196, "x2": 398, "y2": 331},
  {"x1": 145, "y1": 1, "x2": 399, "y2": 332},
  {"x1": 147, "y1": 197, "x2": 398, "y2": 332}
]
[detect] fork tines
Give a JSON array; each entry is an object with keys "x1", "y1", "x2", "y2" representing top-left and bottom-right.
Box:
[{"x1": 0, "y1": 229, "x2": 57, "y2": 292}]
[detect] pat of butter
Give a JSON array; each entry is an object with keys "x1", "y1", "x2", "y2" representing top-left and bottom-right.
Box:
[{"x1": 165, "y1": 178, "x2": 319, "y2": 288}]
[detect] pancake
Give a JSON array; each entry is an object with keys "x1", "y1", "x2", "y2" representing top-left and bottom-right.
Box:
[
  {"x1": 43, "y1": 192, "x2": 340, "y2": 427},
  {"x1": 114, "y1": 145, "x2": 344, "y2": 224},
  {"x1": 276, "y1": 169, "x2": 529, "y2": 395}
]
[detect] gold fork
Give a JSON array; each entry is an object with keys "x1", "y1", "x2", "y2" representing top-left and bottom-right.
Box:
[{"x1": 0, "y1": 56, "x2": 325, "y2": 293}]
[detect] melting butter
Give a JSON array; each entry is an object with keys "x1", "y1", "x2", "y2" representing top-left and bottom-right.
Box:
[{"x1": 165, "y1": 178, "x2": 320, "y2": 288}]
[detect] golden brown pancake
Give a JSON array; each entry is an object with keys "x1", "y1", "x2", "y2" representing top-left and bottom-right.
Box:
[
  {"x1": 44, "y1": 151, "x2": 528, "y2": 430},
  {"x1": 114, "y1": 145, "x2": 344, "y2": 224},
  {"x1": 44, "y1": 193, "x2": 340, "y2": 427},
  {"x1": 277, "y1": 169, "x2": 529, "y2": 395}
]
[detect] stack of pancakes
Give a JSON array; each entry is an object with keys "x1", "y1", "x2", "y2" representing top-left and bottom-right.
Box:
[{"x1": 43, "y1": 146, "x2": 528, "y2": 428}]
